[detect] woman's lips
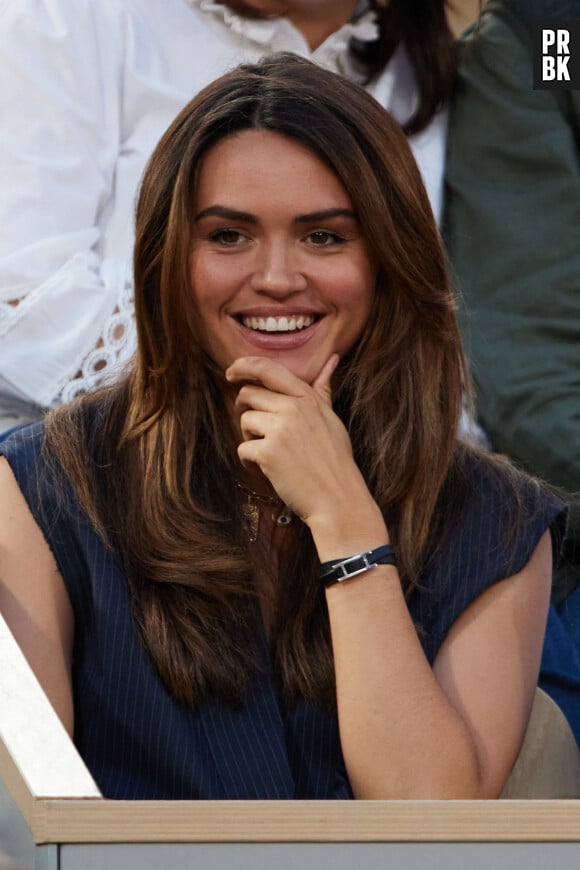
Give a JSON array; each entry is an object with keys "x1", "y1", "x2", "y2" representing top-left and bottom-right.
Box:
[
  {"x1": 231, "y1": 313, "x2": 322, "y2": 349},
  {"x1": 241, "y1": 314, "x2": 315, "y2": 333}
]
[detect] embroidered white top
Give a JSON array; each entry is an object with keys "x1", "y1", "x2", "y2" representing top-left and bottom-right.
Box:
[{"x1": 0, "y1": 0, "x2": 447, "y2": 429}]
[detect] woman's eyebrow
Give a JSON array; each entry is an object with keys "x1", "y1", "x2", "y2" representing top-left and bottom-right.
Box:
[
  {"x1": 195, "y1": 206, "x2": 358, "y2": 224},
  {"x1": 195, "y1": 205, "x2": 255, "y2": 222},
  {"x1": 294, "y1": 208, "x2": 357, "y2": 224}
]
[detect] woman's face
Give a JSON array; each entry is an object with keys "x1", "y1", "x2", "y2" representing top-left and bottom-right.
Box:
[{"x1": 189, "y1": 130, "x2": 377, "y2": 386}]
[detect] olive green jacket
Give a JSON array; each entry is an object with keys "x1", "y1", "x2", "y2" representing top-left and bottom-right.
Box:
[{"x1": 444, "y1": 0, "x2": 580, "y2": 595}]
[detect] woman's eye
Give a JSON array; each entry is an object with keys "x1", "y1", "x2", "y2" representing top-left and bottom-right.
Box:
[
  {"x1": 210, "y1": 229, "x2": 246, "y2": 246},
  {"x1": 307, "y1": 230, "x2": 345, "y2": 247}
]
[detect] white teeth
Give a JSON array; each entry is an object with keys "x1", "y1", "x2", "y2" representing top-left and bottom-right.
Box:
[{"x1": 242, "y1": 314, "x2": 315, "y2": 332}]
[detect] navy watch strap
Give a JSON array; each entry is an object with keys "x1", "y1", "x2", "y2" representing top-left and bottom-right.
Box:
[{"x1": 320, "y1": 544, "x2": 398, "y2": 587}]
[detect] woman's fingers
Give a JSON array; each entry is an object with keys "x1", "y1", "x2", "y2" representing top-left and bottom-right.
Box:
[
  {"x1": 228, "y1": 353, "x2": 339, "y2": 410},
  {"x1": 312, "y1": 353, "x2": 339, "y2": 406},
  {"x1": 226, "y1": 353, "x2": 361, "y2": 524},
  {"x1": 235, "y1": 383, "x2": 280, "y2": 415},
  {"x1": 237, "y1": 437, "x2": 265, "y2": 472},
  {"x1": 226, "y1": 356, "x2": 308, "y2": 397},
  {"x1": 227, "y1": 353, "x2": 336, "y2": 395},
  {"x1": 239, "y1": 409, "x2": 268, "y2": 441}
]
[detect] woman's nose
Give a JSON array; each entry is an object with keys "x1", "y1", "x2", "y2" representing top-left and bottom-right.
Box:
[{"x1": 250, "y1": 243, "x2": 307, "y2": 295}]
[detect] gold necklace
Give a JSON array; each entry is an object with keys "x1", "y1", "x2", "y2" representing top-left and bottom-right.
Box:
[{"x1": 234, "y1": 481, "x2": 294, "y2": 542}]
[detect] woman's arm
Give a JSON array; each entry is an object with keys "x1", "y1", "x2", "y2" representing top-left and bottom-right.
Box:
[
  {"x1": 0, "y1": 457, "x2": 74, "y2": 735},
  {"x1": 0, "y1": 0, "x2": 126, "y2": 412},
  {"x1": 226, "y1": 355, "x2": 552, "y2": 798},
  {"x1": 324, "y1": 529, "x2": 551, "y2": 799}
]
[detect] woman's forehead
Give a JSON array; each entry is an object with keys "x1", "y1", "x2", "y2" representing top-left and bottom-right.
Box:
[{"x1": 194, "y1": 130, "x2": 355, "y2": 213}]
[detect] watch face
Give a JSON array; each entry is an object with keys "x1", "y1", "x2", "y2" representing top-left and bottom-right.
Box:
[{"x1": 321, "y1": 546, "x2": 397, "y2": 586}]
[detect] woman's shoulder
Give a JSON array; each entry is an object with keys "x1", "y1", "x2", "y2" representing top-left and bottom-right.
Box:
[
  {"x1": 0, "y1": 398, "x2": 104, "y2": 470},
  {"x1": 0, "y1": 402, "x2": 121, "y2": 617},
  {"x1": 410, "y1": 444, "x2": 567, "y2": 661},
  {"x1": 445, "y1": 445, "x2": 566, "y2": 566},
  {"x1": 0, "y1": 399, "x2": 109, "y2": 523},
  {"x1": 0, "y1": 420, "x2": 46, "y2": 483},
  {"x1": 446, "y1": 443, "x2": 565, "y2": 529}
]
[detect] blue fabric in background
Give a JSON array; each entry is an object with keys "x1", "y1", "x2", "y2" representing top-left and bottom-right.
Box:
[{"x1": 540, "y1": 594, "x2": 580, "y2": 748}]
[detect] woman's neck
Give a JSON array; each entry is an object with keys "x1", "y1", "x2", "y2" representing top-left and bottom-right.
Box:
[
  {"x1": 220, "y1": 2, "x2": 360, "y2": 51},
  {"x1": 288, "y1": 2, "x2": 360, "y2": 51},
  {"x1": 447, "y1": 0, "x2": 486, "y2": 38}
]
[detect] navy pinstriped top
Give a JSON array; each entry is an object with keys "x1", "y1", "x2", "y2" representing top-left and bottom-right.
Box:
[{"x1": 0, "y1": 423, "x2": 565, "y2": 800}]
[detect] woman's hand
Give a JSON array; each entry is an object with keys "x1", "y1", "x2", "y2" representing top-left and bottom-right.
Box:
[{"x1": 225, "y1": 354, "x2": 387, "y2": 557}]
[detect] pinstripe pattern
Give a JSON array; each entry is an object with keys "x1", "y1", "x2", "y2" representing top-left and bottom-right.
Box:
[
  {"x1": 0, "y1": 423, "x2": 565, "y2": 799},
  {"x1": 411, "y1": 458, "x2": 566, "y2": 666}
]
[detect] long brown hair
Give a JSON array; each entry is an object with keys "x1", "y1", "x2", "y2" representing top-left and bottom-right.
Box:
[
  {"x1": 362, "y1": 0, "x2": 456, "y2": 135},
  {"x1": 45, "y1": 54, "x2": 468, "y2": 710},
  {"x1": 220, "y1": 0, "x2": 456, "y2": 134}
]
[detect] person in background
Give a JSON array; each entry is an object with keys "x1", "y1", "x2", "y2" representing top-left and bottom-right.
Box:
[
  {"x1": 444, "y1": 0, "x2": 580, "y2": 740},
  {"x1": 0, "y1": 0, "x2": 461, "y2": 436},
  {"x1": 0, "y1": 55, "x2": 562, "y2": 799}
]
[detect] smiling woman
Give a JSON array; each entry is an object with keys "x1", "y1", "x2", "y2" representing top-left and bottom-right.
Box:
[
  {"x1": 190, "y1": 130, "x2": 375, "y2": 384},
  {"x1": 0, "y1": 54, "x2": 565, "y2": 801}
]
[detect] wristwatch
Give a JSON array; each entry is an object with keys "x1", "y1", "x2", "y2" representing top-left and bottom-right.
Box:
[{"x1": 320, "y1": 544, "x2": 397, "y2": 587}]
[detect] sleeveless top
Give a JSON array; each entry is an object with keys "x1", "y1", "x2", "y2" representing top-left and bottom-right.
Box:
[{"x1": 0, "y1": 422, "x2": 565, "y2": 799}]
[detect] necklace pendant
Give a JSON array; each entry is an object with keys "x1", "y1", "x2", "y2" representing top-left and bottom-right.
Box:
[
  {"x1": 273, "y1": 506, "x2": 293, "y2": 527},
  {"x1": 235, "y1": 480, "x2": 294, "y2": 541},
  {"x1": 241, "y1": 501, "x2": 260, "y2": 543}
]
